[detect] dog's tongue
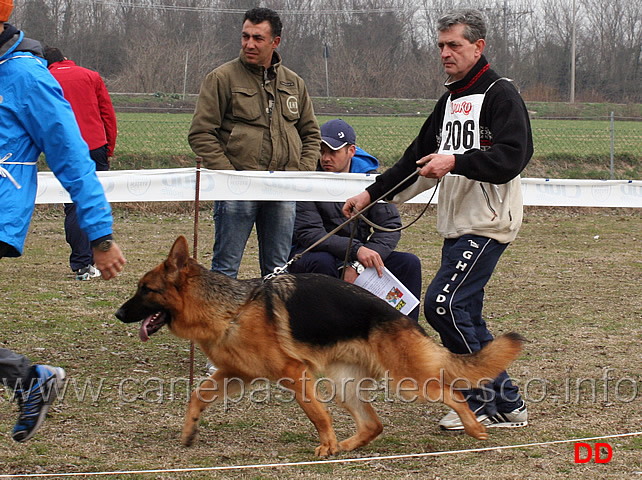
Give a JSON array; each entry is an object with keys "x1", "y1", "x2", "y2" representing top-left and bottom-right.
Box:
[{"x1": 139, "y1": 316, "x2": 152, "y2": 342}]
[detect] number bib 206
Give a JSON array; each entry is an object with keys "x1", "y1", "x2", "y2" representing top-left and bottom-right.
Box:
[{"x1": 438, "y1": 93, "x2": 484, "y2": 154}]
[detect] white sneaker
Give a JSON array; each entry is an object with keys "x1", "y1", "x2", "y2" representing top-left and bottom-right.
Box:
[
  {"x1": 76, "y1": 265, "x2": 101, "y2": 281},
  {"x1": 439, "y1": 409, "x2": 467, "y2": 430},
  {"x1": 439, "y1": 401, "x2": 528, "y2": 430},
  {"x1": 205, "y1": 360, "x2": 217, "y2": 376}
]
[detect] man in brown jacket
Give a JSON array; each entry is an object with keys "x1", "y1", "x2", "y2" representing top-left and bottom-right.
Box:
[{"x1": 189, "y1": 7, "x2": 320, "y2": 280}]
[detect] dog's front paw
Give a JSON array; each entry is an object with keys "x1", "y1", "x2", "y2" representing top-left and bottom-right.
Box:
[
  {"x1": 475, "y1": 431, "x2": 489, "y2": 440},
  {"x1": 314, "y1": 442, "x2": 340, "y2": 457},
  {"x1": 464, "y1": 422, "x2": 488, "y2": 440},
  {"x1": 181, "y1": 426, "x2": 199, "y2": 447}
]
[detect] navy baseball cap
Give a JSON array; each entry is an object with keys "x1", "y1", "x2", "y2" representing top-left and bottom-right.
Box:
[{"x1": 320, "y1": 119, "x2": 356, "y2": 150}]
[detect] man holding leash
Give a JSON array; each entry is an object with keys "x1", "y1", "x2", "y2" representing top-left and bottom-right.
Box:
[
  {"x1": 343, "y1": 9, "x2": 533, "y2": 430},
  {"x1": 1, "y1": 0, "x2": 126, "y2": 442},
  {"x1": 188, "y1": 7, "x2": 320, "y2": 279},
  {"x1": 290, "y1": 119, "x2": 422, "y2": 321}
]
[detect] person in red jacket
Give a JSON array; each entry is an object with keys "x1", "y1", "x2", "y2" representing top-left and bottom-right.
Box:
[{"x1": 44, "y1": 47, "x2": 118, "y2": 280}]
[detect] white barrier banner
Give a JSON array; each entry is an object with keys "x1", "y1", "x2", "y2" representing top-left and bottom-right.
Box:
[{"x1": 35, "y1": 168, "x2": 642, "y2": 208}]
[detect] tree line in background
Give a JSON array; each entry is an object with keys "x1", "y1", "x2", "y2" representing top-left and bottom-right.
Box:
[{"x1": 11, "y1": 0, "x2": 641, "y2": 103}]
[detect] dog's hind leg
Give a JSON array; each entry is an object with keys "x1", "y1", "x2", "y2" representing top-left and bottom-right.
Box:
[
  {"x1": 333, "y1": 373, "x2": 383, "y2": 452},
  {"x1": 282, "y1": 363, "x2": 340, "y2": 457},
  {"x1": 423, "y1": 379, "x2": 488, "y2": 440},
  {"x1": 181, "y1": 370, "x2": 246, "y2": 447}
]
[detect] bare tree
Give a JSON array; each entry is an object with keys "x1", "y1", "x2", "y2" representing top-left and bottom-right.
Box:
[
  {"x1": 15, "y1": 0, "x2": 57, "y2": 46},
  {"x1": 6, "y1": 0, "x2": 640, "y2": 102},
  {"x1": 580, "y1": 0, "x2": 641, "y2": 101}
]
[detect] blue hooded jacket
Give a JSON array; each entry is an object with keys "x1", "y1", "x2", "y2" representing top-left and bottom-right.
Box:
[
  {"x1": 0, "y1": 25, "x2": 113, "y2": 256},
  {"x1": 350, "y1": 146, "x2": 379, "y2": 174},
  {"x1": 292, "y1": 145, "x2": 403, "y2": 262}
]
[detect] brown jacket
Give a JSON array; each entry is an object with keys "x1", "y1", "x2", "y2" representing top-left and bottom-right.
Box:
[{"x1": 188, "y1": 50, "x2": 320, "y2": 171}]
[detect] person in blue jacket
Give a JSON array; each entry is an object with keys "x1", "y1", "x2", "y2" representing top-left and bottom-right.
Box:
[
  {"x1": 289, "y1": 119, "x2": 422, "y2": 320},
  {"x1": 1, "y1": 5, "x2": 126, "y2": 443}
]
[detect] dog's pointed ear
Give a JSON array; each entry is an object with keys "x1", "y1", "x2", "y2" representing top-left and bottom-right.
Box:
[{"x1": 167, "y1": 235, "x2": 190, "y2": 272}]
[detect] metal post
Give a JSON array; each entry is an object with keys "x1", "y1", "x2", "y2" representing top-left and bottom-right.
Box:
[
  {"x1": 193, "y1": 157, "x2": 201, "y2": 258},
  {"x1": 610, "y1": 112, "x2": 614, "y2": 179},
  {"x1": 570, "y1": 0, "x2": 576, "y2": 103},
  {"x1": 503, "y1": 0, "x2": 508, "y2": 74},
  {"x1": 183, "y1": 50, "x2": 189, "y2": 100},
  {"x1": 189, "y1": 157, "x2": 202, "y2": 391},
  {"x1": 324, "y1": 43, "x2": 330, "y2": 97}
]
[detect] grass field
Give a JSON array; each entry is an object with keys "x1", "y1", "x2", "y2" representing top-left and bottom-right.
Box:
[
  {"x1": 1, "y1": 204, "x2": 640, "y2": 479},
  {"x1": 110, "y1": 112, "x2": 642, "y2": 179}
]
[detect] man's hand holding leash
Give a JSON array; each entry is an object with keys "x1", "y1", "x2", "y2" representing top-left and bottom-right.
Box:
[
  {"x1": 416, "y1": 153, "x2": 455, "y2": 179},
  {"x1": 342, "y1": 191, "x2": 371, "y2": 221},
  {"x1": 342, "y1": 153, "x2": 453, "y2": 221}
]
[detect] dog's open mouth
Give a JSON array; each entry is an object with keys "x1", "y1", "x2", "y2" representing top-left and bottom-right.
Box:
[{"x1": 140, "y1": 312, "x2": 168, "y2": 342}]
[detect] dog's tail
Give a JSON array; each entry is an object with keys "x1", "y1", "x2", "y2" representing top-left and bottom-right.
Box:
[{"x1": 440, "y1": 332, "x2": 526, "y2": 387}]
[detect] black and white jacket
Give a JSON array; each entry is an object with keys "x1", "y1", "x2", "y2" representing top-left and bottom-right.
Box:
[{"x1": 367, "y1": 56, "x2": 533, "y2": 244}]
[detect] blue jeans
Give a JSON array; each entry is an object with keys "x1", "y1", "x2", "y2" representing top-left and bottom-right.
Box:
[
  {"x1": 423, "y1": 234, "x2": 522, "y2": 415},
  {"x1": 64, "y1": 145, "x2": 109, "y2": 271},
  {"x1": 211, "y1": 200, "x2": 296, "y2": 278}
]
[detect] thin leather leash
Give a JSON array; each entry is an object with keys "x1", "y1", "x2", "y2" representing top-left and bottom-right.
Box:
[
  {"x1": 338, "y1": 177, "x2": 439, "y2": 275},
  {"x1": 263, "y1": 170, "x2": 439, "y2": 281}
]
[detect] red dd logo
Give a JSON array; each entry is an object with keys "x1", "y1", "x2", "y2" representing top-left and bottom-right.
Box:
[{"x1": 574, "y1": 442, "x2": 613, "y2": 463}]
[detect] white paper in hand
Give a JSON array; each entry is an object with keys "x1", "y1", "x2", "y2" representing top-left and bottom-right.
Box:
[{"x1": 353, "y1": 267, "x2": 419, "y2": 316}]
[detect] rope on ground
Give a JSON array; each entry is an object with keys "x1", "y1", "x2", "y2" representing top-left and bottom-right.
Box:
[{"x1": 1, "y1": 431, "x2": 640, "y2": 478}]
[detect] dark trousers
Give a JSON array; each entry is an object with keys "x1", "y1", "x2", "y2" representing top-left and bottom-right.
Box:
[
  {"x1": 423, "y1": 234, "x2": 522, "y2": 415},
  {"x1": 65, "y1": 145, "x2": 109, "y2": 271},
  {"x1": 0, "y1": 348, "x2": 33, "y2": 390},
  {"x1": 288, "y1": 250, "x2": 422, "y2": 321}
]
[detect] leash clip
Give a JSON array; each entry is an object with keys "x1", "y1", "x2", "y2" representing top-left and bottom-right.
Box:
[
  {"x1": 263, "y1": 253, "x2": 303, "y2": 282},
  {"x1": 263, "y1": 265, "x2": 286, "y2": 282}
]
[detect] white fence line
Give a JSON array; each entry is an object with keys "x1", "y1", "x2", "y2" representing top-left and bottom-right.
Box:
[{"x1": 35, "y1": 169, "x2": 642, "y2": 208}]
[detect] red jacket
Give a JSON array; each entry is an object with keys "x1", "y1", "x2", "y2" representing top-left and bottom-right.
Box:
[{"x1": 48, "y1": 59, "x2": 117, "y2": 156}]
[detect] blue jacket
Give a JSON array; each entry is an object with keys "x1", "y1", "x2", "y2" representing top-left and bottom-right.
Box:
[
  {"x1": 0, "y1": 25, "x2": 113, "y2": 256},
  {"x1": 350, "y1": 146, "x2": 379, "y2": 173},
  {"x1": 292, "y1": 146, "x2": 402, "y2": 262}
]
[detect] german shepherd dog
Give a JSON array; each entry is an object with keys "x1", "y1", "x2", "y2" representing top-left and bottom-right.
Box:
[{"x1": 116, "y1": 236, "x2": 524, "y2": 456}]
